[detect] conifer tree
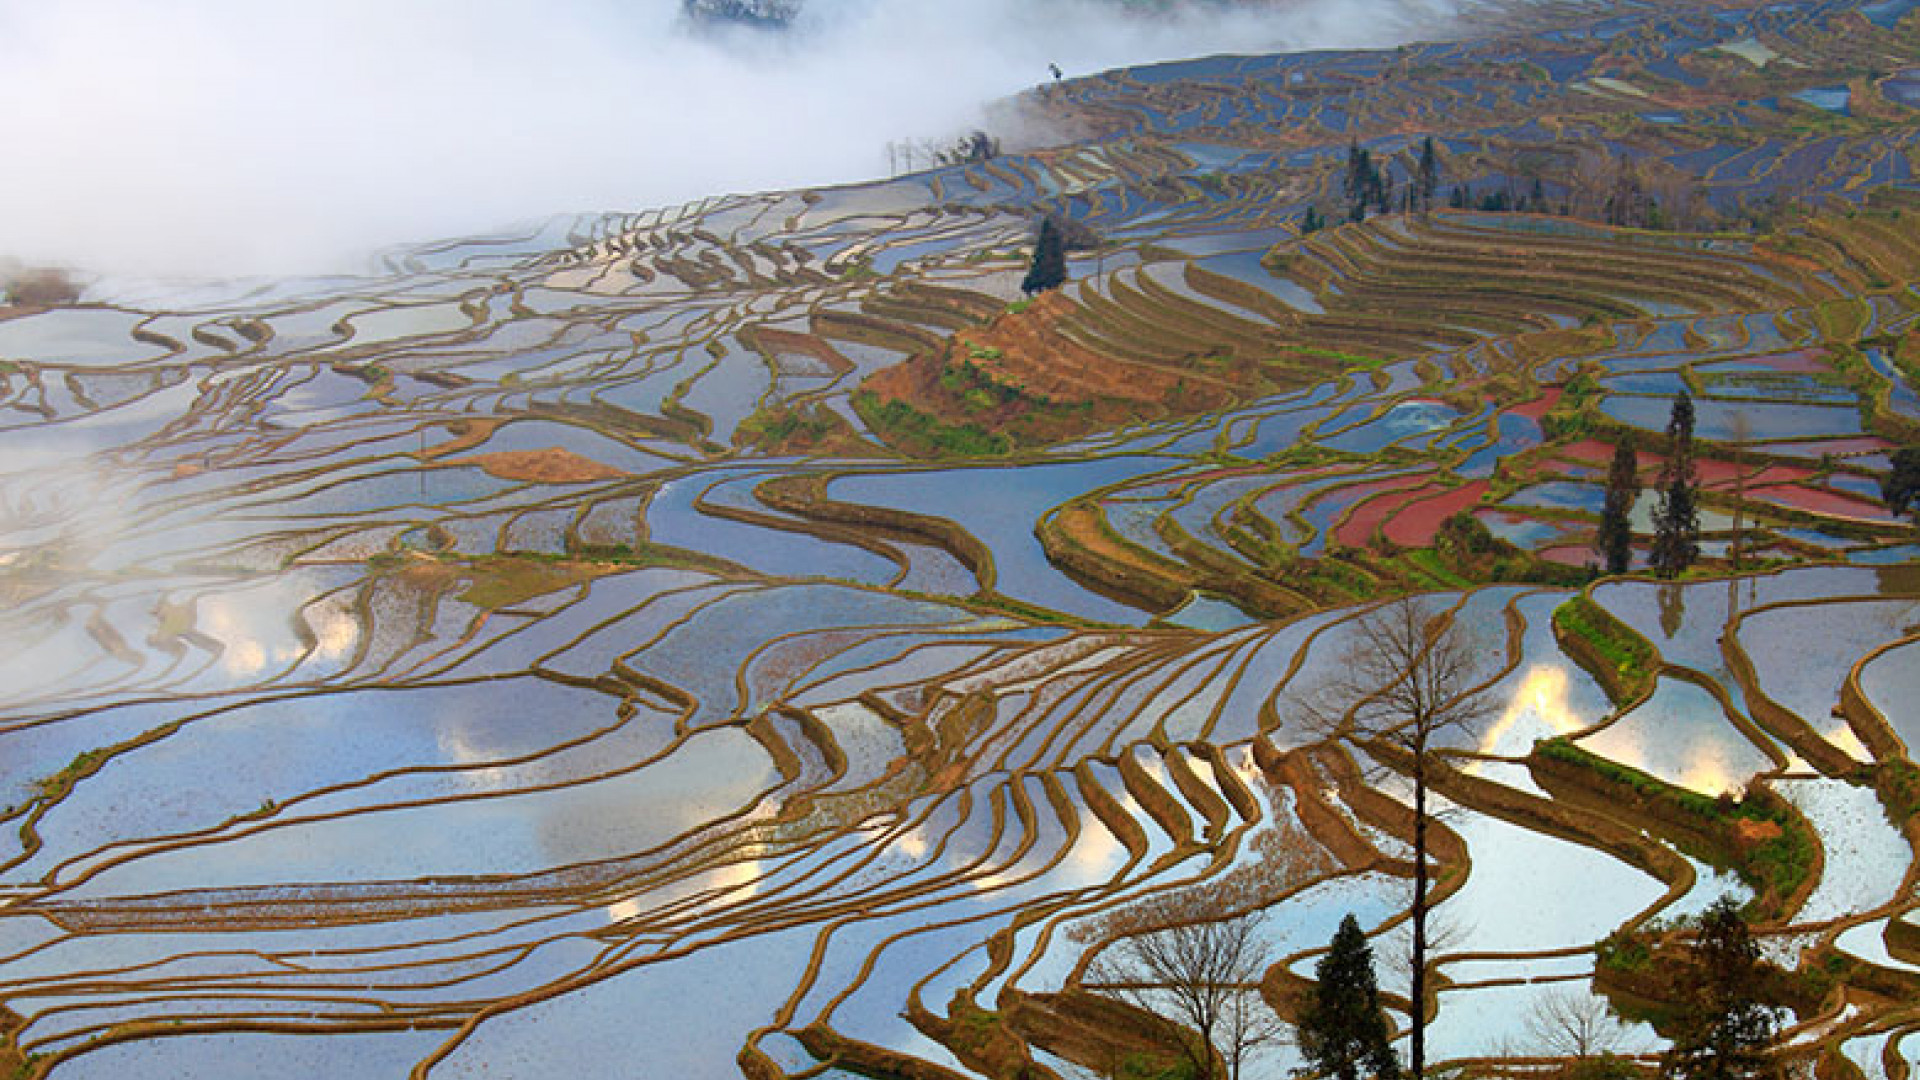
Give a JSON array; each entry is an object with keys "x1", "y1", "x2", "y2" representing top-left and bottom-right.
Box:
[
  {"x1": 1883, "y1": 446, "x2": 1920, "y2": 526},
  {"x1": 1417, "y1": 136, "x2": 1440, "y2": 212},
  {"x1": 1597, "y1": 438, "x2": 1639, "y2": 575},
  {"x1": 1022, "y1": 216, "x2": 1068, "y2": 295},
  {"x1": 1346, "y1": 143, "x2": 1375, "y2": 223},
  {"x1": 1651, "y1": 393, "x2": 1700, "y2": 579},
  {"x1": 1661, "y1": 896, "x2": 1781, "y2": 1080},
  {"x1": 1298, "y1": 915, "x2": 1401, "y2": 1080}
]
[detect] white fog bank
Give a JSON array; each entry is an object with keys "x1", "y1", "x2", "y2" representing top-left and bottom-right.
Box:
[{"x1": 0, "y1": 0, "x2": 1471, "y2": 280}]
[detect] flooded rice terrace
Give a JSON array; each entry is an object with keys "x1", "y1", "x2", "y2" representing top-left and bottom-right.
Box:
[{"x1": 6, "y1": 0, "x2": 1920, "y2": 1076}]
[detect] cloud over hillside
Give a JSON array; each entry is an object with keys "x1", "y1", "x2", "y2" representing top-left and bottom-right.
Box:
[{"x1": 0, "y1": 0, "x2": 1464, "y2": 279}]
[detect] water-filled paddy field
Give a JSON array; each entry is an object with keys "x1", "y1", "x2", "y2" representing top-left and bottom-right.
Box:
[{"x1": 6, "y1": 0, "x2": 1920, "y2": 1076}]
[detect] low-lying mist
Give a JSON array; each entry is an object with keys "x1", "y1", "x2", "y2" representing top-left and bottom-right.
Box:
[{"x1": 0, "y1": 0, "x2": 1467, "y2": 282}]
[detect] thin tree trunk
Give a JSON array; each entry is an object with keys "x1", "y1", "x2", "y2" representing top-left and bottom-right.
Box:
[{"x1": 1411, "y1": 755, "x2": 1427, "y2": 1080}]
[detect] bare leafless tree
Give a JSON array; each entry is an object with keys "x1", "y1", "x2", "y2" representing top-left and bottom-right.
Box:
[
  {"x1": 1087, "y1": 908, "x2": 1289, "y2": 1080},
  {"x1": 1524, "y1": 987, "x2": 1631, "y2": 1060},
  {"x1": 1305, "y1": 596, "x2": 1499, "y2": 1080}
]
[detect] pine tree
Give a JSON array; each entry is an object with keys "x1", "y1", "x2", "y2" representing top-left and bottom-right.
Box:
[
  {"x1": 1345, "y1": 143, "x2": 1375, "y2": 223},
  {"x1": 1299, "y1": 915, "x2": 1401, "y2": 1080},
  {"x1": 1417, "y1": 136, "x2": 1440, "y2": 212},
  {"x1": 1651, "y1": 393, "x2": 1700, "y2": 579},
  {"x1": 1661, "y1": 896, "x2": 1782, "y2": 1080},
  {"x1": 1883, "y1": 446, "x2": 1920, "y2": 526},
  {"x1": 1597, "y1": 438, "x2": 1639, "y2": 575},
  {"x1": 1022, "y1": 216, "x2": 1068, "y2": 295}
]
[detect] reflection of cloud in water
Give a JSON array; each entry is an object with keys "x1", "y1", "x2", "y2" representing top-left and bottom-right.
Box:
[
  {"x1": 1822, "y1": 719, "x2": 1870, "y2": 763},
  {"x1": 605, "y1": 857, "x2": 763, "y2": 925},
  {"x1": 198, "y1": 577, "x2": 360, "y2": 676},
  {"x1": 1678, "y1": 755, "x2": 1737, "y2": 799},
  {"x1": 1479, "y1": 665, "x2": 1586, "y2": 757}
]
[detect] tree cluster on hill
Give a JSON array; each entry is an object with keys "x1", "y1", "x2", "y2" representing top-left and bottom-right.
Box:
[
  {"x1": 2, "y1": 266, "x2": 80, "y2": 308},
  {"x1": 1023, "y1": 216, "x2": 1068, "y2": 295},
  {"x1": 1661, "y1": 896, "x2": 1783, "y2": 1080},
  {"x1": 1345, "y1": 142, "x2": 1392, "y2": 223},
  {"x1": 1884, "y1": 446, "x2": 1920, "y2": 526},
  {"x1": 886, "y1": 130, "x2": 1002, "y2": 175},
  {"x1": 680, "y1": 0, "x2": 798, "y2": 30},
  {"x1": 1448, "y1": 176, "x2": 1552, "y2": 214}
]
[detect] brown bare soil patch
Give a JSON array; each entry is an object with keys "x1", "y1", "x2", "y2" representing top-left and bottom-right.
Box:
[
  {"x1": 451, "y1": 448, "x2": 629, "y2": 484},
  {"x1": 423, "y1": 418, "x2": 507, "y2": 459},
  {"x1": 859, "y1": 290, "x2": 1243, "y2": 450},
  {"x1": 1733, "y1": 816, "x2": 1784, "y2": 849}
]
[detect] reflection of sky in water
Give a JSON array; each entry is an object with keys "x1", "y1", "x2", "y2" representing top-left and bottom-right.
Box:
[
  {"x1": 1741, "y1": 600, "x2": 1917, "y2": 765},
  {"x1": 1578, "y1": 678, "x2": 1775, "y2": 796},
  {"x1": 1478, "y1": 664, "x2": 1594, "y2": 757},
  {"x1": 1860, "y1": 639, "x2": 1920, "y2": 750},
  {"x1": 68, "y1": 725, "x2": 780, "y2": 898},
  {"x1": 435, "y1": 925, "x2": 817, "y2": 1079},
  {"x1": 1433, "y1": 798, "x2": 1666, "y2": 955},
  {"x1": 1773, "y1": 778, "x2": 1910, "y2": 924},
  {"x1": 50, "y1": 1029, "x2": 451, "y2": 1080},
  {"x1": 1427, "y1": 980, "x2": 1660, "y2": 1061}
]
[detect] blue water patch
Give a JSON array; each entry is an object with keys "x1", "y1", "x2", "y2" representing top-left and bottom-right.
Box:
[
  {"x1": 1861, "y1": 0, "x2": 1920, "y2": 29},
  {"x1": 1161, "y1": 592, "x2": 1260, "y2": 632},
  {"x1": 1603, "y1": 371, "x2": 1690, "y2": 395},
  {"x1": 1883, "y1": 71, "x2": 1920, "y2": 107},
  {"x1": 1852, "y1": 545, "x2": 1920, "y2": 565},
  {"x1": 1457, "y1": 413, "x2": 1545, "y2": 478},
  {"x1": 1863, "y1": 348, "x2": 1920, "y2": 420},
  {"x1": 1324, "y1": 399, "x2": 1464, "y2": 454},
  {"x1": 1505, "y1": 481, "x2": 1608, "y2": 514},
  {"x1": 1792, "y1": 86, "x2": 1852, "y2": 115},
  {"x1": 1477, "y1": 510, "x2": 1579, "y2": 550},
  {"x1": 1828, "y1": 473, "x2": 1887, "y2": 501},
  {"x1": 1601, "y1": 395, "x2": 1863, "y2": 441}
]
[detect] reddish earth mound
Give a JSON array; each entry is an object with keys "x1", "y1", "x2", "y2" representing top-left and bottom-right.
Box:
[
  {"x1": 1331, "y1": 474, "x2": 1436, "y2": 548},
  {"x1": 452, "y1": 448, "x2": 629, "y2": 484},
  {"x1": 1747, "y1": 483, "x2": 1895, "y2": 521},
  {"x1": 859, "y1": 289, "x2": 1240, "y2": 447},
  {"x1": 1384, "y1": 481, "x2": 1492, "y2": 548}
]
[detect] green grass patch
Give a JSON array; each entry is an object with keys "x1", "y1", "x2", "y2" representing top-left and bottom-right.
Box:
[
  {"x1": 33, "y1": 748, "x2": 107, "y2": 799},
  {"x1": 852, "y1": 388, "x2": 1013, "y2": 458},
  {"x1": 1536, "y1": 738, "x2": 1818, "y2": 908},
  {"x1": 1554, "y1": 595, "x2": 1657, "y2": 694},
  {"x1": 1872, "y1": 759, "x2": 1920, "y2": 826}
]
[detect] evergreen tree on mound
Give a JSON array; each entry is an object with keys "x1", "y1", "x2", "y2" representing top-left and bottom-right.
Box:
[
  {"x1": 1598, "y1": 438, "x2": 1640, "y2": 575},
  {"x1": 1883, "y1": 446, "x2": 1920, "y2": 526},
  {"x1": 1661, "y1": 896, "x2": 1782, "y2": 1080},
  {"x1": 1651, "y1": 392, "x2": 1700, "y2": 579},
  {"x1": 1023, "y1": 216, "x2": 1068, "y2": 295},
  {"x1": 1298, "y1": 915, "x2": 1401, "y2": 1080}
]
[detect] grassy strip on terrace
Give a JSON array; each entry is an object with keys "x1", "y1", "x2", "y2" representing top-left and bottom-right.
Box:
[
  {"x1": 1552, "y1": 594, "x2": 1658, "y2": 705},
  {"x1": 1535, "y1": 738, "x2": 1817, "y2": 917},
  {"x1": 1872, "y1": 759, "x2": 1920, "y2": 827},
  {"x1": 851, "y1": 388, "x2": 1012, "y2": 458}
]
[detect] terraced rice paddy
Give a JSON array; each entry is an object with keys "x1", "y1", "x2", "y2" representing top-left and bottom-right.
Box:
[{"x1": 4, "y1": 0, "x2": 1920, "y2": 1077}]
